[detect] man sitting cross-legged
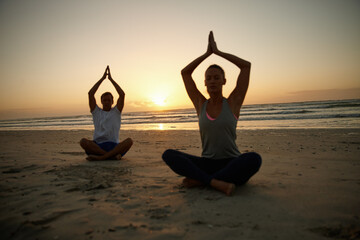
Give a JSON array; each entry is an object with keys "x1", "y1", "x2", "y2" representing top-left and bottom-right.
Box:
[{"x1": 80, "y1": 66, "x2": 133, "y2": 161}]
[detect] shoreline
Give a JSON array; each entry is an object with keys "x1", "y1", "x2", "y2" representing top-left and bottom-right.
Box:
[
  {"x1": 0, "y1": 129, "x2": 359, "y2": 239},
  {"x1": 1, "y1": 126, "x2": 360, "y2": 132}
]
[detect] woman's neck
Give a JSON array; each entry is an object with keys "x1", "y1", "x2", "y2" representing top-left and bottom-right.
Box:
[{"x1": 208, "y1": 93, "x2": 223, "y2": 105}]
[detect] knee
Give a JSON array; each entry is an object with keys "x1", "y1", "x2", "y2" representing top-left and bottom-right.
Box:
[
  {"x1": 125, "y1": 138, "x2": 133, "y2": 147},
  {"x1": 162, "y1": 149, "x2": 176, "y2": 163},
  {"x1": 80, "y1": 138, "x2": 88, "y2": 148},
  {"x1": 250, "y1": 152, "x2": 262, "y2": 171}
]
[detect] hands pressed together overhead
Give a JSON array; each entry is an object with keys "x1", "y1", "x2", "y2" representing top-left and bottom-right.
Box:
[
  {"x1": 100, "y1": 65, "x2": 114, "y2": 81},
  {"x1": 207, "y1": 31, "x2": 220, "y2": 55}
]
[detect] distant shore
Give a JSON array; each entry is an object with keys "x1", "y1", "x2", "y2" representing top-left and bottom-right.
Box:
[{"x1": 0, "y1": 129, "x2": 359, "y2": 239}]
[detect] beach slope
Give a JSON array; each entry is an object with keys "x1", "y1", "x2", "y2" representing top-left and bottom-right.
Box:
[{"x1": 0, "y1": 129, "x2": 359, "y2": 239}]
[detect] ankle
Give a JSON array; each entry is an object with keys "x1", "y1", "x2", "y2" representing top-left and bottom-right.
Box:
[{"x1": 210, "y1": 179, "x2": 236, "y2": 196}]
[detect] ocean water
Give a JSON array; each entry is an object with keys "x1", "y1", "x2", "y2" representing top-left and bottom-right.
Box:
[{"x1": 0, "y1": 99, "x2": 359, "y2": 131}]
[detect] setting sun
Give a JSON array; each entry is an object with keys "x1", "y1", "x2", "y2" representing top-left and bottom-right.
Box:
[{"x1": 151, "y1": 95, "x2": 167, "y2": 106}]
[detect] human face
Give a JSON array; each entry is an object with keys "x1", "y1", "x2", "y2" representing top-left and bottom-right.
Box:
[
  {"x1": 205, "y1": 68, "x2": 226, "y2": 95},
  {"x1": 101, "y1": 95, "x2": 113, "y2": 111}
]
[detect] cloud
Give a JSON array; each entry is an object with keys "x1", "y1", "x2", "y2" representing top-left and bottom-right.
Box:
[{"x1": 125, "y1": 100, "x2": 155, "y2": 111}]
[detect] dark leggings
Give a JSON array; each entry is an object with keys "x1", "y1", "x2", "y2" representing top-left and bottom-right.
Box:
[{"x1": 162, "y1": 149, "x2": 262, "y2": 185}]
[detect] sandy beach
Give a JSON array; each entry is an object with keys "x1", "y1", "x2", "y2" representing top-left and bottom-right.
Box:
[{"x1": 0, "y1": 129, "x2": 359, "y2": 239}]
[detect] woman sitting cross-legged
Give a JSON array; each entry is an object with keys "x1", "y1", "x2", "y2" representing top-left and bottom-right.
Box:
[{"x1": 162, "y1": 32, "x2": 262, "y2": 196}]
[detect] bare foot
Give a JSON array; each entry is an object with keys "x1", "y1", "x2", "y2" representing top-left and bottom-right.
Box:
[
  {"x1": 226, "y1": 183, "x2": 236, "y2": 196},
  {"x1": 182, "y1": 178, "x2": 204, "y2": 188},
  {"x1": 210, "y1": 179, "x2": 236, "y2": 196}
]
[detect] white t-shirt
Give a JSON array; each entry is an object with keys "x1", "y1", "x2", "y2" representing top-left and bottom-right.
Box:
[{"x1": 92, "y1": 105, "x2": 121, "y2": 143}]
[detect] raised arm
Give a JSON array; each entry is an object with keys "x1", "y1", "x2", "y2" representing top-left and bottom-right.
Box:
[
  {"x1": 88, "y1": 67, "x2": 108, "y2": 112},
  {"x1": 210, "y1": 32, "x2": 251, "y2": 117},
  {"x1": 181, "y1": 33, "x2": 214, "y2": 115},
  {"x1": 107, "y1": 66, "x2": 125, "y2": 112}
]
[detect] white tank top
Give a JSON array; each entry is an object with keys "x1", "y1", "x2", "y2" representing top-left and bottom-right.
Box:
[{"x1": 92, "y1": 105, "x2": 121, "y2": 143}]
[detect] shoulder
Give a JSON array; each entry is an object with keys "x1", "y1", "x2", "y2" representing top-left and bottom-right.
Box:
[
  {"x1": 92, "y1": 105, "x2": 101, "y2": 114},
  {"x1": 225, "y1": 96, "x2": 236, "y2": 108},
  {"x1": 223, "y1": 97, "x2": 234, "y2": 110},
  {"x1": 111, "y1": 106, "x2": 121, "y2": 115},
  {"x1": 198, "y1": 99, "x2": 208, "y2": 115},
  {"x1": 225, "y1": 97, "x2": 240, "y2": 118}
]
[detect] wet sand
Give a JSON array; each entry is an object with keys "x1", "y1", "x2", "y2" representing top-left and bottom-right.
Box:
[{"x1": 0, "y1": 129, "x2": 359, "y2": 239}]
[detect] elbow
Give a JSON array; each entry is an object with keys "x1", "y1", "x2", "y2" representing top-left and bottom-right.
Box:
[
  {"x1": 246, "y1": 61, "x2": 251, "y2": 69},
  {"x1": 181, "y1": 69, "x2": 186, "y2": 76},
  {"x1": 243, "y1": 61, "x2": 251, "y2": 69},
  {"x1": 239, "y1": 61, "x2": 251, "y2": 71},
  {"x1": 181, "y1": 68, "x2": 190, "y2": 76},
  {"x1": 240, "y1": 61, "x2": 251, "y2": 72}
]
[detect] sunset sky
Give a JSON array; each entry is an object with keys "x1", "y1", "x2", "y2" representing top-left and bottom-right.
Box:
[{"x1": 0, "y1": 0, "x2": 359, "y2": 119}]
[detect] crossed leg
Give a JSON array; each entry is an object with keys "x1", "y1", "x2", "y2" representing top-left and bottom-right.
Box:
[
  {"x1": 162, "y1": 149, "x2": 240, "y2": 196},
  {"x1": 80, "y1": 138, "x2": 133, "y2": 161},
  {"x1": 162, "y1": 149, "x2": 262, "y2": 196}
]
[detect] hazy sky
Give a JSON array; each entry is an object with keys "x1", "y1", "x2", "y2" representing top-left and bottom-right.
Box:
[{"x1": 1, "y1": 0, "x2": 359, "y2": 119}]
